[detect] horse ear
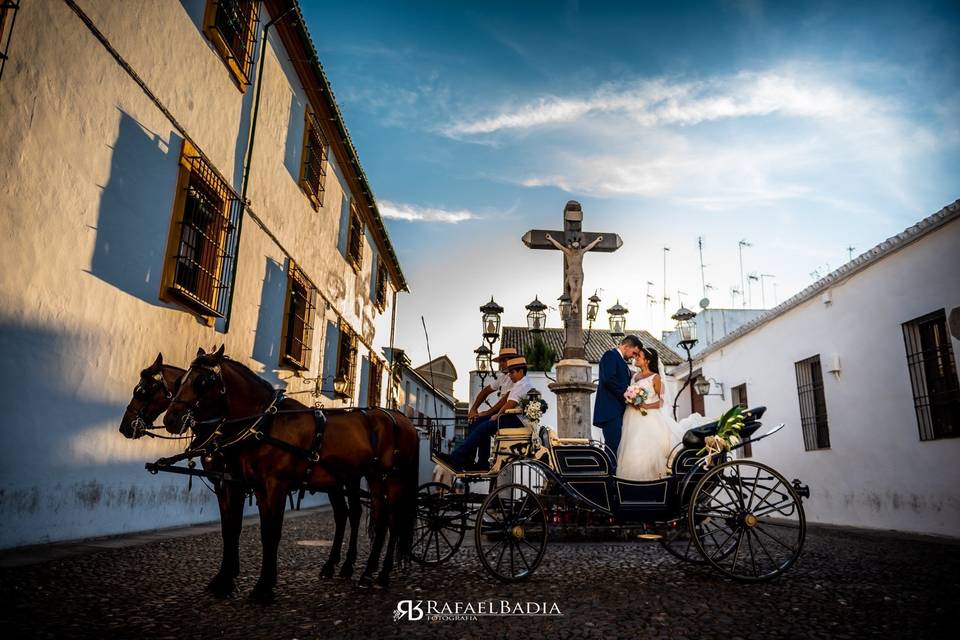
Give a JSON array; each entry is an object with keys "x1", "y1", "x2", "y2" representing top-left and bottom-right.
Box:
[
  {"x1": 152, "y1": 352, "x2": 163, "y2": 368},
  {"x1": 197, "y1": 346, "x2": 206, "y2": 357},
  {"x1": 214, "y1": 344, "x2": 225, "y2": 359}
]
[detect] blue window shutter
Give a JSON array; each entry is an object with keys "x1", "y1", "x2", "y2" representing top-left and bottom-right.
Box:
[
  {"x1": 321, "y1": 320, "x2": 339, "y2": 397},
  {"x1": 337, "y1": 195, "x2": 350, "y2": 257},
  {"x1": 357, "y1": 355, "x2": 370, "y2": 406}
]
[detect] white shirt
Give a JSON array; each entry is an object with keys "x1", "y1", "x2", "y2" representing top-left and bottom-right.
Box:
[
  {"x1": 506, "y1": 376, "x2": 533, "y2": 404},
  {"x1": 488, "y1": 372, "x2": 513, "y2": 398}
]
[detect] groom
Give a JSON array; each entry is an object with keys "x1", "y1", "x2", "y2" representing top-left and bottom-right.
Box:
[{"x1": 593, "y1": 334, "x2": 642, "y2": 463}]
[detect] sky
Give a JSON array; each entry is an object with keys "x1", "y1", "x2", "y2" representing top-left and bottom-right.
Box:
[{"x1": 302, "y1": 0, "x2": 960, "y2": 399}]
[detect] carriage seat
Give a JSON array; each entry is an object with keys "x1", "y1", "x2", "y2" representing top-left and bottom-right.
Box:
[{"x1": 681, "y1": 406, "x2": 766, "y2": 449}]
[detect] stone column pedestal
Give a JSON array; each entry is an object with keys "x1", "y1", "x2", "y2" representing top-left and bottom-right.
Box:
[{"x1": 548, "y1": 358, "x2": 597, "y2": 439}]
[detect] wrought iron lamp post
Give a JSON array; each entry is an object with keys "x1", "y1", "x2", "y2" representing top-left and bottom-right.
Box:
[
  {"x1": 474, "y1": 343, "x2": 493, "y2": 385},
  {"x1": 607, "y1": 300, "x2": 628, "y2": 342},
  {"x1": 525, "y1": 296, "x2": 547, "y2": 334},
  {"x1": 670, "y1": 305, "x2": 698, "y2": 420},
  {"x1": 480, "y1": 297, "x2": 504, "y2": 347}
]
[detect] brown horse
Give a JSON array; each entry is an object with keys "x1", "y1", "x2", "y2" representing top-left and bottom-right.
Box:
[
  {"x1": 163, "y1": 346, "x2": 419, "y2": 601},
  {"x1": 119, "y1": 353, "x2": 367, "y2": 588}
]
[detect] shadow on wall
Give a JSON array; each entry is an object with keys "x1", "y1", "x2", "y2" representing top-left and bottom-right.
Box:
[
  {"x1": 87, "y1": 111, "x2": 181, "y2": 307},
  {"x1": 0, "y1": 320, "x2": 125, "y2": 475},
  {"x1": 284, "y1": 91, "x2": 305, "y2": 186},
  {"x1": 251, "y1": 257, "x2": 287, "y2": 385}
]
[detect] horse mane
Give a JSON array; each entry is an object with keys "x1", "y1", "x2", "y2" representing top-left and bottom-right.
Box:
[{"x1": 219, "y1": 357, "x2": 277, "y2": 398}]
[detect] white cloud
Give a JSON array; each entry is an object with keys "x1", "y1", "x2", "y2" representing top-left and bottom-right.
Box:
[
  {"x1": 379, "y1": 200, "x2": 480, "y2": 223},
  {"x1": 444, "y1": 69, "x2": 883, "y2": 137}
]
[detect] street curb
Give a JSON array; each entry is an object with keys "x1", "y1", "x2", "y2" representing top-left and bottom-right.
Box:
[{"x1": 0, "y1": 505, "x2": 333, "y2": 569}]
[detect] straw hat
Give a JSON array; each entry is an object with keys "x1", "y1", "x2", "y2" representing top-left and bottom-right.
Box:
[
  {"x1": 504, "y1": 356, "x2": 528, "y2": 371},
  {"x1": 493, "y1": 347, "x2": 519, "y2": 362}
]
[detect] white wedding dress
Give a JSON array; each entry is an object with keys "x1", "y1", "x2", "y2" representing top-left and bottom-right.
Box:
[{"x1": 617, "y1": 372, "x2": 693, "y2": 481}]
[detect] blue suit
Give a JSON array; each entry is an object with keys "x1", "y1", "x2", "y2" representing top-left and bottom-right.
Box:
[{"x1": 593, "y1": 348, "x2": 631, "y2": 458}]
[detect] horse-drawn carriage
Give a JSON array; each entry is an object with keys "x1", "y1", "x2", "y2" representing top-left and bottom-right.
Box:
[{"x1": 413, "y1": 407, "x2": 810, "y2": 582}]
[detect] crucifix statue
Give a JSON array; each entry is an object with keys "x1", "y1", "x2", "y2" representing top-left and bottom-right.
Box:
[
  {"x1": 522, "y1": 200, "x2": 622, "y2": 360},
  {"x1": 522, "y1": 201, "x2": 623, "y2": 438}
]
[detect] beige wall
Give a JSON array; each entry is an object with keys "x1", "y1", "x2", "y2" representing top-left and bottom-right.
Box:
[{"x1": 0, "y1": 0, "x2": 399, "y2": 547}]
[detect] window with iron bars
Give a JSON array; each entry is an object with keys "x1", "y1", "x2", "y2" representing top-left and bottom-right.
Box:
[
  {"x1": 903, "y1": 309, "x2": 960, "y2": 441},
  {"x1": 367, "y1": 355, "x2": 384, "y2": 407},
  {"x1": 795, "y1": 355, "x2": 830, "y2": 451},
  {"x1": 203, "y1": 0, "x2": 260, "y2": 88},
  {"x1": 0, "y1": 0, "x2": 21, "y2": 84},
  {"x1": 374, "y1": 257, "x2": 388, "y2": 311},
  {"x1": 299, "y1": 109, "x2": 328, "y2": 209},
  {"x1": 164, "y1": 141, "x2": 241, "y2": 318},
  {"x1": 336, "y1": 320, "x2": 358, "y2": 402},
  {"x1": 346, "y1": 207, "x2": 364, "y2": 271},
  {"x1": 280, "y1": 263, "x2": 317, "y2": 370}
]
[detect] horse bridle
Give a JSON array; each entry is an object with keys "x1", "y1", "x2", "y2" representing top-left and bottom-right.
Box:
[
  {"x1": 168, "y1": 362, "x2": 229, "y2": 434},
  {"x1": 129, "y1": 371, "x2": 177, "y2": 438}
]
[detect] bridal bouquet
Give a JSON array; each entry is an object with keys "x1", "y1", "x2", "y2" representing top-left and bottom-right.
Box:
[
  {"x1": 699, "y1": 405, "x2": 745, "y2": 467},
  {"x1": 519, "y1": 396, "x2": 548, "y2": 424},
  {"x1": 624, "y1": 384, "x2": 649, "y2": 415}
]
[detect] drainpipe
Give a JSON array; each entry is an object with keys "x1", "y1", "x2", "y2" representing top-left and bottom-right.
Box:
[
  {"x1": 223, "y1": 4, "x2": 295, "y2": 332},
  {"x1": 386, "y1": 287, "x2": 399, "y2": 407}
]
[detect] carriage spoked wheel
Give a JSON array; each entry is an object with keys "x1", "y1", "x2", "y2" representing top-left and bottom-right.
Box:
[
  {"x1": 689, "y1": 460, "x2": 806, "y2": 581},
  {"x1": 410, "y1": 482, "x2": 467, "y2": 566},
  {"x1": 475, "y1": 483, "x2": 548, "y2": 582},
  {"x1": 659, "y1": 516, "x2": 707, "y2": 564}
]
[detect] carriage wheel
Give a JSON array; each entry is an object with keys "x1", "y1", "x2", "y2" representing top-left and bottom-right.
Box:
[
  {"x1": 475, "y1": 483, "x2": 548, "y2": 582},
  {"x1": 689, "y1": 460, "x2": 806, "y2": 581},
  {"x1": 410, "y1": 482, "x2": 466, "y2": 566},
  {"x1": 659, "y1": 517, "x2": 707, "y2": 564}
]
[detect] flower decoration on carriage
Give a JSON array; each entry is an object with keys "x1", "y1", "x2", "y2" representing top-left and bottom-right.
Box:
[
  {"x1": 699, "y1": 405, "x2": 745, "y2": 467},
  {"x1": 519, "y1": 395, "x2": 548, "y2": 425},
  {"x1": 624, "y1": 384, "x2": 649, "y2": 415}
]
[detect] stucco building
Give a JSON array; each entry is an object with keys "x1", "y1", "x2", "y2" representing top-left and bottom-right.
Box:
[
  {"x1": 690, "y1": 201, "x2": 960, "y2": 537},
  {"x1": 0, "y1": 0, "x2": 406, "y2": 547}
]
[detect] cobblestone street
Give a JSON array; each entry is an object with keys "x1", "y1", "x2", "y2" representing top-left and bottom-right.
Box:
[{"x1": 1, "y1": 507, "x2": 956, "y2": 639}]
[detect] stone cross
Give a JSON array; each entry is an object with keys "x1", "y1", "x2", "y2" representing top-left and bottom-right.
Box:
[{"x1": 522, "y1": 200, "x2": 622, "y2": 360}]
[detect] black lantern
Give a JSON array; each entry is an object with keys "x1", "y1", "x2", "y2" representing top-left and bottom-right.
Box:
[
  {"x1": 693, "y1": 376, "x2": 711, "y2": 396},
  {"x1": 671, "y1": 305, "x2": 698, "y2": 349},
  {"x1": 527, "y1": 387, "x2": 542, "y2": 404},
  {"x1": 525, "y1": 296, "x2": 547, "y2": 333},
  {"x1": 333, "y1": 374, "x2": 350, "y2": 400},
  {"x1": 557, "y1": 293, "x2": 572, "y2": 323},
  {"x1": 480, "y1": 297, "x2": 504, "y2": 344},
  {"x1": 474, "y1": 343, "x2": 493, "y2": 374},
  {"x1": 586, "y1": 292, "x2": 601, "y2": 323},
  {"x1": 607, "y1": 300, "x2": 628, "y2": 339}
]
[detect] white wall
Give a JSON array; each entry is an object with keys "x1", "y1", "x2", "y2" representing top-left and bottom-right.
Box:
[
  {"x1": 0, "y1": 1, "x2": 398, "y2": 547},
  {"x1": 699, "y1": 217, "x2": 960, "y2": 537}
]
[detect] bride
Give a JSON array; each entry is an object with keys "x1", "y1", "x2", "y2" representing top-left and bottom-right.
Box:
[{"x1": 616, "y1": 347, "x2": 688, "y2": 481}]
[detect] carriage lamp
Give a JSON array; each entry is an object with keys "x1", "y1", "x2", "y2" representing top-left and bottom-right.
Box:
[
  {"x1": 474, "y1": 343, "x2": 493, "y2": 380},
  {"x1": 480, "y1": 296, "x2": 504, "y2": 345},
  {"x1": 333, "y1": 374, "x2": 350, "y2": 399},
  {"x1": 586, "y1": 292, "x2": 601, "y2": 323},
  {"x1": 557, "y1": 293, "x2": 572, "y2": 323},
  {"x1": 607, "y1": 300, "x2": 628, "y2": 340},
  {"x1": 671, "y1": 305, "x2": 698, "y2": 349},
  {"x1": 525, "y1": 296, "x2": 548, "y2": 334},
  {"x1": 527, "y1": 387, "x2": 542, "y2": 404}
]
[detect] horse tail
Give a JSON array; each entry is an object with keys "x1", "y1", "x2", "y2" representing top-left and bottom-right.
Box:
[{"x1": 395, "y1": 424, "x2": 420, "y2": 569}]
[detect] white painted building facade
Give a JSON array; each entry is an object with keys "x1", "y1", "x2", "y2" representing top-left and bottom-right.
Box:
[
  {"x1": 0, "y1": 0, "x2": 407, "y2": 548},
  {"x1": 693, "y1": 202, "x2": 960, "y2": 537}
]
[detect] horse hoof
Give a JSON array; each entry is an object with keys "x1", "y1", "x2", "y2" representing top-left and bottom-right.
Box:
[
  {"x1": 356, "y1": 574, "x2": 374, "y2": 590},
  {"x1": 320, "y1": 563, "x2": 336, "y2": 579},
  {"x1": 338, "y1": 564, "x2": 354, "y2": 579},
  {"x1": 206, "y1": 574, "x2": 236, "y2": 598},
  {"x1": 250, "y1": 582, "x2": 276, "y2": 604}
]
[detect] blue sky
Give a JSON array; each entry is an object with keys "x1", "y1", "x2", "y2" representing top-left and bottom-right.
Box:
[{"x1": 302, "y1": 0, "x2": 960, "y2": 398}]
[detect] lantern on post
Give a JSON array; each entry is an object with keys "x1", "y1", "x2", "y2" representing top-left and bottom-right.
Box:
[
  {"x1": 333, "y1": 374, "x2": 350, "y2": 400},
  {"x1": 586, "y1": 292, "x2": 601, "y2": 323},
  {"x1": 480, "y1": 297, "x2": 504, "y2": 346},
  {"x1": 474, "y1": 343, "x2": 493, "y2": 378},
  {"x1": 525, "y1": 296, "x2": 548, "y2": 333},
  {"x1": 607, "y1": 300, "x2": 628, "y2": 340},
  {"x1": 670, "y1": 305, "x2": 699, "y2": 419},
  {"x1": 557, "y1": 293, "x2": 572, "y2": 323}
]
